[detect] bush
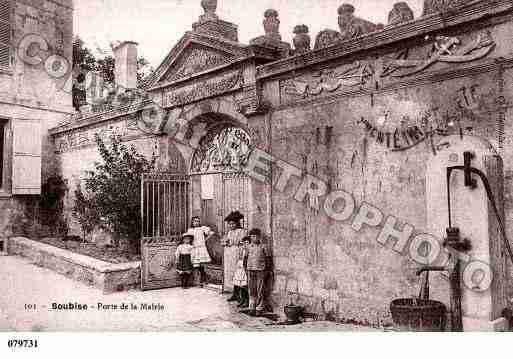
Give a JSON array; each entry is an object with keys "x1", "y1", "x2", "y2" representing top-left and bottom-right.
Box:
[
  {"x1": 73, "y1": 186, "x2": 98, "y2": 242},
  {"x1": 73, "y1": 134, "x2": 156, "y2": 251}
]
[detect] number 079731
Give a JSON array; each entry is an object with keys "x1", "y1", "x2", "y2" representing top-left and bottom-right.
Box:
[{"x1": 7, "y1": 339, "x2": 38, "y2": 349}]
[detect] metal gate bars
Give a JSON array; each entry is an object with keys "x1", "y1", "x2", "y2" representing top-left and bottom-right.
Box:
[{"x1": 141, "y1": 173, "x2": 190, "y2": 243}]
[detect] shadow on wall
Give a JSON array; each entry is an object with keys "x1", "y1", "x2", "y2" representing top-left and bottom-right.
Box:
[{"x1": 7, "y1": 176, "x2": 69, "y2": 240}]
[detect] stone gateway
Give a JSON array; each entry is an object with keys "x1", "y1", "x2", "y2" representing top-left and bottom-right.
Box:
[
  {"x1": 46, "y1": 0, "x2": 513, "y2": 327},
  {"x1": 3, "y1": 0, "x2": 513, "y2": 330}
]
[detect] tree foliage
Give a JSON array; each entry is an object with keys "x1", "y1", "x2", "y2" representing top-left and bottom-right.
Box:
[
  {"x1": 96, "y1": 56, "x2": 115, "y2": 85},
  {"x1": 72, "y1": 36, "x2": 154, "y2": 110},
  {"x1": 73, "y1": 36, "x2": 96, "y2": 110},
  {"x1": 73, "y1": 134, "x2": 156, "y2": 245},
  {"x1": 73, "y1": 186, "x2": 98, "y2": 242}
]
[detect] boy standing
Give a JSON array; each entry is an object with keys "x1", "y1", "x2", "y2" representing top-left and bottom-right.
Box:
[{"x1": 245, "y1": 228, "x2": 272, "y2": 317}]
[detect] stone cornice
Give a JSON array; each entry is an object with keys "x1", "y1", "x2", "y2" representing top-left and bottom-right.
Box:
[
  {"x1": 48, "y1": 100, "x2": 152, "y2": 136},
  {"x1": 255, "y1": 0, "x2": 513, "y2": 80},
  {"x1": 274, "y1": 56, "x2": 513, "y2": 112}
]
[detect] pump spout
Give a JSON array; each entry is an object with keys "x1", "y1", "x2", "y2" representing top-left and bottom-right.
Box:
[
  {"x1": 416, "y1": 266, "x2": 448, "y2": 276},
  {"x1": 416, "y1": 264, "x2": 462, "y2": 331}
]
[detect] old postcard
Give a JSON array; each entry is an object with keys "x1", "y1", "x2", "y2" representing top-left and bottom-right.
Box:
[{"x1": 1, "y1": 0, "x2": 513, "y2": 346}]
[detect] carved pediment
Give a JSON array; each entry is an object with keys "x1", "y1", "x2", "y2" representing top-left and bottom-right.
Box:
[
  {"x1": 160, "y1": 44, "x2": 236, "y2": 84},
  {"x1": 144, "y1": 31, "x2": 254, "y2": 90}
]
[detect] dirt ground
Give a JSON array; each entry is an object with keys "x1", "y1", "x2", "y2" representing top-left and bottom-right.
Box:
[{"x1": 0, "y1": 255, "x2": 380, "y2": 332}]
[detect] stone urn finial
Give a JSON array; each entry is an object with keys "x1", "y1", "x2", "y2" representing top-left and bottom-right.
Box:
[
  {"x1": 422, "y1": 0, "x2": 472, "y2": 16},
  {"x1": 388, "y1": 2, "x2": 414, "y2": 26},
  {"x1": 293, "y1": 25, "x2": 311, "y2": 54},
  {"x1": 338, "y1": 3, "x2": 355, "y2": 15},
  {"x1": 263, "y1": 9, "x2": 281, "y2": 41},
  {"x1": 338, "y1": 2, "x2": 377, "y2": 40},
  {"x1": 314, "y1": 29, "x2": 343, "y2": 50},
  {"x1": 200, "y1": 0, "x2": 218, "y2": 20}
]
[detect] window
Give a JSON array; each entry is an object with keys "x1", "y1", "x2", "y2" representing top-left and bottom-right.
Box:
[{"x1": 0, "y1": 0, "x2": 12, "y2": 70}]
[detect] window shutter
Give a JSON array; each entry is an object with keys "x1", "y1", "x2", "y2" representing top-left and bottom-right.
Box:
[
  {"x1": 0, "y1": 0, "x2": 12, "y2": 69},
  {"x1": 12, "y1": 119, "x2": 42, "y2": 195}
]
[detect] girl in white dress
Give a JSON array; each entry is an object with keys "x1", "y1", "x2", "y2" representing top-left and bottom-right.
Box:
[
  {"x1": 222, "y1": 211, "x2": 247, "y2": 301},
  {"x1": 232, "y1": 236, "x2": 250, "y2": 308},
  {"x1": 186, "y1": 217, "x2": 214, "y2": 286}
]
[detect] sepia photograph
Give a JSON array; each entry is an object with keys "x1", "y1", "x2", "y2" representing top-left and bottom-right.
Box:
[{"x1": 1, "y1": 0, "x2": 513, "y2": 350}]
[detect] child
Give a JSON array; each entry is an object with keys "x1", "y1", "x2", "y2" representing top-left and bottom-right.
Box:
[
  {"x1": 232, "y1": 236, "x2": 250, "y2": 308},
  {"x1": 186, "y1": 217, "x2": 214, "y2": 286},
  {"x1": 245, "y1": 228, "x2": 271, "y2": 316},
  {"x1": 175, "y1": 234, "x2": 194, "y2": 289},
  {"x1": 222, "y1": 211, "x2": 247, "y2": 301}
]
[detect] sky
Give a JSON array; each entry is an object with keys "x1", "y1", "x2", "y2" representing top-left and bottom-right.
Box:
[{"x1": 74, "y1": 0, "x2": 424, "y2": 68}]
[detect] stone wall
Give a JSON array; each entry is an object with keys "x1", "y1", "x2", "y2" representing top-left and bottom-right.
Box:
[
  {"x1": 0, "y1": 0, "x2": 73, "y2": 237},
  {"x1": 39, "y1": 0, "x2": 513, "y2": 324},
  {"x1": 0, "y1": 0, "x2": 74, "y2": 113},
  {"x1": 262, "y1": 14, "x2": 513, "y2": 325},
  {"x1": 8, "y1": 237, "x2": 141, "y2": 294}
]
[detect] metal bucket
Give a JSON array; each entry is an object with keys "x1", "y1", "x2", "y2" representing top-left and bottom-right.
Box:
[
  {"x1": 390, "y1": 299, "x2": 447, "y2": 332},
  {"x1": 284, "y1": 305, "x2": 304, "y2": 324}
]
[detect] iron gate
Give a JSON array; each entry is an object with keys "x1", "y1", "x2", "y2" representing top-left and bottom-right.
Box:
[{"x1": 140, "y1": 173, "x2": 190, "y2": 290}]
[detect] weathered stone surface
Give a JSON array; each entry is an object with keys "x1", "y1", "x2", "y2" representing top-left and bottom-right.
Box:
[
  {"x1": 285, "y1": 278, "x2": 299, "y2": 294},
  {"x1": 293, "y1": 25, "x2": 311, "y2": 54},
  {"x1": 250, "y1": 9, "x2": 291, "y2": 57},
  {"x1": 274, "y1": 274, "x2": 287, "y2": 294},
  {"x1": 388, "y1": 2, "x2": 415, "y2": 26},
  {"x1": 297, "y1": 272, "x2": 314, "y2": 297},
  {"x1": 0, "y1": 0, "x2": 73, "y2": 236},
  {"x1": 423, "y1": 0, "x2": 473, "y2": 16},
  {"x1": 314, "y1": 29, "x2": 343, "y2": 50},
  {"x1": 338, "y1": 3, "x2": 377, "y2": 40},
  {"x1": 263, "y1": 9, "x2": 281, "y2": 41},
  {"x1": 200, "y1": 0, "x2": 218, "y2": 21},
  {"x1": 192, "y1": 0, "x2": 238, "y2": 41},
  {"x1": 268, "y1": 33, "x2": 512, "y2": 322}
]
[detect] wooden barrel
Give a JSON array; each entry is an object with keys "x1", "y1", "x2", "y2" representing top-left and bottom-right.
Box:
[{"x1": 390, "y1": 299, "x2": 447, "y2": 332}]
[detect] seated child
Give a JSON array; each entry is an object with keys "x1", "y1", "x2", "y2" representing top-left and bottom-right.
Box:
[{"x1": 175, "y1": 234, "x2": 194, "y2": 289}]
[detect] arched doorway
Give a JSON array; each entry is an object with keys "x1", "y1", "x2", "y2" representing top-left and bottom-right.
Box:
[
  {"x1": 140, "y1": 110, "x2": 254, "y2": 291},
  {"x1": 189, "y1": 123, "x2": 253, "y2": 285}
]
